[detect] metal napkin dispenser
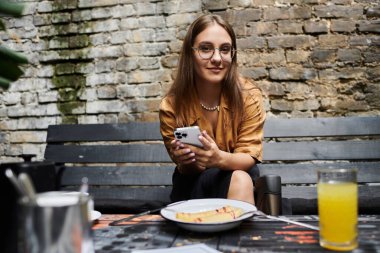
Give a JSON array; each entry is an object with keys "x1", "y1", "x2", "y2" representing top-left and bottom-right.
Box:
[{"x1": 255, "y1": 174, "x2": 282, "y2": 216}]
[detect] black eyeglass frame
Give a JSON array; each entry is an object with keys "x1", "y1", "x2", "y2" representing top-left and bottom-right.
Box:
[{"x1": 192, "y1": 47, "x2": 236, "y2": 61}]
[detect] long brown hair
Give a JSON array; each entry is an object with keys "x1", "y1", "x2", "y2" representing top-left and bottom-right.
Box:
[{"x1": 167, "y1": 14, "x2": 243, "y2": 126}]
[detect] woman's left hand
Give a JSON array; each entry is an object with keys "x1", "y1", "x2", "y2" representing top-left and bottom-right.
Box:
[{"x1": 193, "y1": 130, "x2": 223, "y2": 168}]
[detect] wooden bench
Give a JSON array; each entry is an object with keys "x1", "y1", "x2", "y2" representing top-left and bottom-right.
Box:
[
  {"x1": 44, "y1": 116, "x2": 380, "y2": 214},
  {"x1": 261, "y1": 116, "x2": 380, "y2": 214}
]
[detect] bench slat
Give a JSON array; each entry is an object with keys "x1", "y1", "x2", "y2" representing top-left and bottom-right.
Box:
[
  {"x1": 60, "y1": 166, "x2": 174, "y2": 186},
  {"x1": 47, "y1": 122, "x2": 161, "y2": 142},
  {"x1": 45, "y1": 144, "x2": 171, "y2": 163},
  {"x1": 46, "y1": 140, "x2": 380, "y2": 163},
  {"x1": 60, "y1": 162, "x2": 380, "y2": 186},
  {"x1": 282, "y1": 185, "x2": 380, "y2": 201},
  {"x1": 264, "y1": 117, "x2": 380, "y2": 138},
  {"x1": 61, "y1": 186, "x2": 172, "y2": 203},
  {"x1": 60, "y1": 185, "x2": 379, "y2": 214},
  {"x1": 46, "y1": 117, "x2": 380, "y2": 142},
  {"x1": 282, "y1": 185, "x2": 380, "y2": 214},
  {"x1": 258, "y1": 162, "x2": 380, "y2": 184},
  {"x1": 264, "y1": 140, "x2": 380, "y2": 160}
]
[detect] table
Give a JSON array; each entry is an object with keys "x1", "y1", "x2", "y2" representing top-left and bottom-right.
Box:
[{"x1": 92, "y1": 214, "x2": 380, "y2": 253}]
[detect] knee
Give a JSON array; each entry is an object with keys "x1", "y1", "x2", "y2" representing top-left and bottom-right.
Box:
[{"x1": 231, "y1": 170, "x2": 254, "y2": 190}]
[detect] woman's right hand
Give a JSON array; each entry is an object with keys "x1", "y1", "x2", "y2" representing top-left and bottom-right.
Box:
[{"x1": 170, "y1": 139, "x2": 206, "y2": 174}]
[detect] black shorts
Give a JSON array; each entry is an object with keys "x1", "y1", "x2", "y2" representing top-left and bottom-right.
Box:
[{"x1": 170, "y1": 165, "x2": 260, "y2": 202}]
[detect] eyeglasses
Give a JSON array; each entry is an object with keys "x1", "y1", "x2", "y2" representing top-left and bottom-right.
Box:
[{"x1": 192, "y1": 45, "x2": 235, "y2": 61}]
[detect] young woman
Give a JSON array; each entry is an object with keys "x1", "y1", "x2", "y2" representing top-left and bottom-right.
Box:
[{"x1": 159, "y1": 14, "x2": 266, "y2": 205}]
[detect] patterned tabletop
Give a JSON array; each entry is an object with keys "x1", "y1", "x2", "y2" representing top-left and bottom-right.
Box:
[{"x1": 92, "y1": 215, "x2": 380, "y2": 253}]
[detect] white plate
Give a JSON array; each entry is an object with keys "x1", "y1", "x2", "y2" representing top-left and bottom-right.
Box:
[
  {"x1": 91, "y1": 210, "x2": 101, "y2": 221},
  {"x1": 160, "y1": 199, "x2": 256, "y2": 233}
]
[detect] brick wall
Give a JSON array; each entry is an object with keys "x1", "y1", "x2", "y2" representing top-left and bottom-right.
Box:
[{"x1": 0, "y1": 0, "x2": 379, "y2": 162}]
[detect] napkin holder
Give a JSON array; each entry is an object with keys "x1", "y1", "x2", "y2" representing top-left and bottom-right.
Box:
[{"x1": 255, "y1": 174, "x2": 282, "y2": 216}]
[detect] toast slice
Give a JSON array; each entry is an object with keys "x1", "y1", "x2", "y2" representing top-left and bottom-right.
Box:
[{"x1": 176, "y1": 205, "x2": 244, "y2": 223}]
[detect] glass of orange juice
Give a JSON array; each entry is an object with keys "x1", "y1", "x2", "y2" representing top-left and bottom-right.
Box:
[{"x1": 317, "y1": 168, "x2": 358, "y2": 251}]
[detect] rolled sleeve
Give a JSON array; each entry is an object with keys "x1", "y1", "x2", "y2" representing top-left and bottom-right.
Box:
[
  {"x1": 159, "y1": 96, "x2": 177, "y2": 162},
  {"x1": 234, "y1": 88, "x2": 266, "y2": 162}
]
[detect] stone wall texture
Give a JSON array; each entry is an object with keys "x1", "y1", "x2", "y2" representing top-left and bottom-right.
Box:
[{"x1": 0, "y1": 0, "x2": 379, "y2": 162}]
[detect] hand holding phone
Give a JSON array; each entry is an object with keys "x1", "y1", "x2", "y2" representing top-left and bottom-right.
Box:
[{"x1": 174, "y1": 126, "x2": 203, "y2": 148}]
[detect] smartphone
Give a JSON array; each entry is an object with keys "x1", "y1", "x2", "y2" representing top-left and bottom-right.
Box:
[{"x1": 174, "y1": 126, "x2": 203, "y2": 147}]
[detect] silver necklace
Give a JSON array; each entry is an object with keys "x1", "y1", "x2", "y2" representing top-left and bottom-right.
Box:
[{"x1": 200, "y1": 103, "x2": 220, "y2": 112}]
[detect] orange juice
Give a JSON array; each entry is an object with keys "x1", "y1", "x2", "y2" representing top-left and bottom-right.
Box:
[{"x1": 318, "y1": 181, "x2": 358, "y2": 251}]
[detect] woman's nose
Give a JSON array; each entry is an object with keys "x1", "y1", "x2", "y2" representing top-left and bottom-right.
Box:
[{"x1": 210, "y1": 49, "x2": 222, "y2": 63}]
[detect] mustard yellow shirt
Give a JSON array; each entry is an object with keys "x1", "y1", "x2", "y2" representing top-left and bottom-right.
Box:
[{"x1": 159, "y1": 79, "x2": 266, "y2": 163}]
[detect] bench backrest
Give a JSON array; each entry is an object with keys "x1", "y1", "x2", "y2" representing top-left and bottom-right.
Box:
[
  {"x1": 44, "y1": 116, "x2": 380, "y2": 214},
  {"x1": 260, "y1": 117, "x2": 380, "y2": 214},
  {"x1": 45, "y1": 122, "x2": 172, "y2": 213}
]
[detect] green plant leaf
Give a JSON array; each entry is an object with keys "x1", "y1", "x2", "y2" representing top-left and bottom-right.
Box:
[
  {"x1": 0, "y1": 1, "x2": 27, "y2": 90},
  {"x1": 0, "y1": 76, "x2": 11, "y2": 90},
  {"x1": 0, "y1": 1, "x2": 24, "y2": 17},
  {"x1": 0, "y1": 45, "x2": 28, "y2": 64},
  {"x1": 0, "y1": 59, "x2": 24, "y2": 81},
  {"x1": 0, "y1": 19, "x2": 5, "y2": 30}
]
